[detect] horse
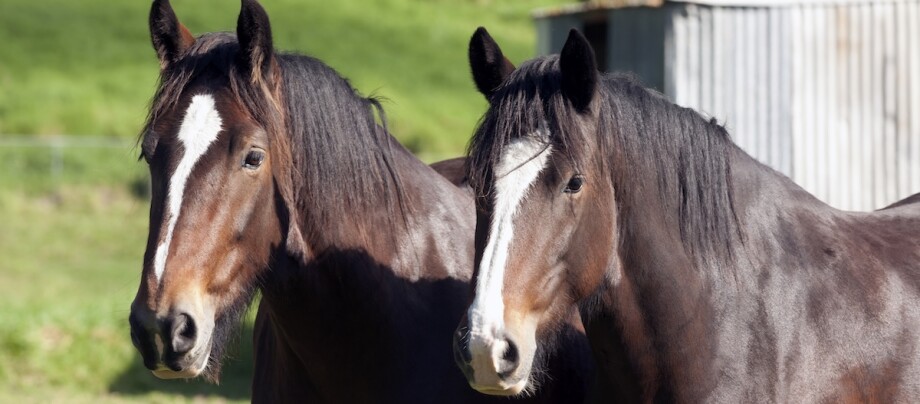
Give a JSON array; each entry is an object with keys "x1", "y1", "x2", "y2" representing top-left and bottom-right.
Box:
[
  {"x1": 126, "y1": 1, "x2": 595, "y2": 402},
  {"x1": 453, "y1": 27, "x2": 920, "y2": 402}
]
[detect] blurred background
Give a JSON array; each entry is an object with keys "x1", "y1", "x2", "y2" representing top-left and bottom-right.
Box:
[
  {"x1": 0, "y1": 0, "x2": 568, "y2": 402},
  {"x1": 3, "y1": 0, "x2": 919, "y2": 402}
]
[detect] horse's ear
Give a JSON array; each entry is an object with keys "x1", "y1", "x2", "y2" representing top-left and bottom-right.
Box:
[
  {"x1": 237, "y1": 0, "x2": 275, "y2": 83},
  {"x1": 469, "y1": 27, "x2": 515, "y2": 99},
  {"x1": 559, "y1": 29, "x2": 598, "y2": 112},
  {"x1": 149, "y1": 0, "x2": 195, "y2": 70}
]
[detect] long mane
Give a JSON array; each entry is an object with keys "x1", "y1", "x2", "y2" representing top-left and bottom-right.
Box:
[
  {"x1": 467, "y1": 55, "x2": 740, "y2": 265},
  {"x1": 274, "y1": 52, "x2": 405, "y2": 237},
  {"x1": 138, "y1": 32, "x2": 409, "y2": 379},
  {"x1": 141, "y1": 33, "x2": 405, "y2": 242}
]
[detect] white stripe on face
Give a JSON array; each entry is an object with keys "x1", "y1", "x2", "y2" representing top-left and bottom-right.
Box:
[
  {"x1": 469, "y1": 133, "x2": 552, "y2": 340},
  {"x1": 153, "y1": 94, "x2": 223, "y2": 283}
]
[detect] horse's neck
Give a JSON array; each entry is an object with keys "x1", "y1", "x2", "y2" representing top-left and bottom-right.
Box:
[
  {"x1": 599, "y1": 146, "x2": 920, "y2": 400},
  {"x1": 259, "y1": 212, "x2": 475, "y2": 400},
  {"x1": 256, "y1": 137, "x2": 476, "y2": 397},
  {"x1": 370, "y1": 140, "x2": 477, "y2": 280},
  {"x1": 598, "y1": 212, "x2": 715, "y2": 401},
  {"x1": 300, "y1": 134, "x2": 475, "y2": 279},
  {"x1": 595, "y1": 148, "x2": 810, "y2": 400}
]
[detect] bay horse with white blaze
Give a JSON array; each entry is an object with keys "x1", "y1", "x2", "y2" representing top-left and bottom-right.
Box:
[
  {"x1": 454, "y1": 27, "x2": 920, "y2": 402},
  {"x1": 127, "y1": 1, "x2": 594, "y2": 402}
]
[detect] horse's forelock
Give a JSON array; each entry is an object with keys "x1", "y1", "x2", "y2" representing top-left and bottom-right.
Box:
[
  {"x1": 467, "y1": 56, "x2": 740, "y2": 269},
  {"x1": 140, "y1": 31, "x2": 288, "y2": 168},
  {"x1": 466, "y1": 56, "x2": 592, "y2": 197}
]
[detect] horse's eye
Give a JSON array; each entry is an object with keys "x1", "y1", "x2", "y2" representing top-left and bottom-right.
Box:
[
  {"x1": 244, "y1": 149, "x2": 265, "y2": 169},
  {"x1": 564, "y1": 175, "x2": 584, "y2": 194}
]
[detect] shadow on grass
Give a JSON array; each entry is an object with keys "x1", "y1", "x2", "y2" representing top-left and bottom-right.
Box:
[{"x1": 107, "y1": 322, "x2": 254, "y2": 401}]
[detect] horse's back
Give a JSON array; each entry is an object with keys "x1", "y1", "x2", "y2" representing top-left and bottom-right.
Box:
[
  {"x1": 880, "y1": 192, "x2": 920, "y2": 211},
  {"x1": 430, "y1": 156, "x2": 472, "y2": 193},
  {"x1": 784, "y1": 194, "x2": 920, "y2": 402}
]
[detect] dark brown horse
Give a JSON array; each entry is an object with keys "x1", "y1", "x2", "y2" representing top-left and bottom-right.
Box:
[
  {"x1": 127, "y1": 1, "x2": 594, "y2": 402},
  {"x1": 454, "y1": 27, "x2": 920, "y2": 402}
]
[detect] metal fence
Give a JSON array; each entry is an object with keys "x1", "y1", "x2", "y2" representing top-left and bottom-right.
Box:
[
  {"x1": 0, "y1": 136, "x2": 147, "y2": 199},
  {"x1": 0, "y1": 136, "x2": 136, "y2": 180}
]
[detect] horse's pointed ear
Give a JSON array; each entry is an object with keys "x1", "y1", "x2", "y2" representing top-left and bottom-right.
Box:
[
  {"x1": 149, "y1": 0, "x2": 195, "y2": 70},
  {"x1": 469, "y1": 27, "x2": 515, "y2": 99},
  {"x1": 237, "y1": 0, "x2": 275, "y2": 83},
  {"x1": 560, "y1": 29, "x2": 598, "y2": 112}
]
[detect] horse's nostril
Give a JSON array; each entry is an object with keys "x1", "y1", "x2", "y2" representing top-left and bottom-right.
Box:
[
  {"x1": 170, "y1": 313, "x2": 197, "y2": 355},
  {"x1": 497, "y1": 338, "x2": 520, "y2": 379},
  {"x1": 502, "y1": 339, "x2": 518, "y2": 363}
]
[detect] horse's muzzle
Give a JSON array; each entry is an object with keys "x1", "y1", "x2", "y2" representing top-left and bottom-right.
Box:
[
  {"x1": 453, "y1": 317, "x2": 527, "y2": 396},
  {"x1": 129, "y1": 308, "x2": 207, "y2": 378}
]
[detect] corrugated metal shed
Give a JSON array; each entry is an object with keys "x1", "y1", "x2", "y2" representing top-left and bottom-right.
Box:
[{"x1": 535, "y1": 0, "x2": 920, "y2": 211}]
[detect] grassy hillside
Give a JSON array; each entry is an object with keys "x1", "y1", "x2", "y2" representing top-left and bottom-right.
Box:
[
  {"x1": 0, "y1": 187, "x2": 256, "y2": 403},
  {"x1": 0, "y1": 0, "x2": 569, "y2": 401},
  {"x1": 0, "y1": 0, "x2": 566, "y2": 157}
]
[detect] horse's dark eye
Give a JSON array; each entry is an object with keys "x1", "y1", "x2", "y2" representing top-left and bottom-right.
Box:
[
  {"x1": 564, "y1": 176, "x2": 584, "y2": 194},
  {"x1": 244, "y1": 149, "x2": 265, "y2": 169}
]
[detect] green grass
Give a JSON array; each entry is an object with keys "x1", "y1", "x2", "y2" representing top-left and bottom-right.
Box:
[
  {"x1": 0, "y1": 179, "x2": 255, "y2": 403},
  {"x1": 0, "y1": 0, "x2": 571, "y2": 401},
  {"x1": 0, "y1": 0, "x2": 567, "y2": 157},
  {"x1": 0, "y1": 147, "x2": 258, "y2": 402}
]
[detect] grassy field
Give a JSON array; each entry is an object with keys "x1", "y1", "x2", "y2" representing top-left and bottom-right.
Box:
[
  {"x1": 0, "y1": 0, "x2": 568, "y2": 401},
  {"x1": 0, "y1": 0, "x2": 566, "y2": 156},
  {"x1": 0, "y1": 148, "x2": 256, "y2": 403}
]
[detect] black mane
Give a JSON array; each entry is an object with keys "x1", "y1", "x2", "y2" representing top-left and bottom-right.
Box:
[
  {"x1": 275, "y1": 52, "x2": 404, "y2": 237},
  {"x1": 467, "y1": 55, "x2": 740, "y2": 265},
  {"x1": 142, "y1": 32, "x2": 404, "y2": 240},
  {"x1": 138, "y1": 32, "x2": 407, "y2": 379}
]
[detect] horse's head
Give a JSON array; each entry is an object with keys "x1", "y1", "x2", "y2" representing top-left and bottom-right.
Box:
[
  {"x1": 454, "y1": 28, "x2": 618, "y2": 395},
  {"x1": 129, "y1": 0, "x2": 303, "y2": 381}
]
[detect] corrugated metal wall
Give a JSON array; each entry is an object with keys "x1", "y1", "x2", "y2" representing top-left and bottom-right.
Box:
[
  {"x1": 536, "y1": 1, "x2": 920, "y2": 211},
  {"x1": 667, "y1": 1, "x2": 920, "y2": 211}
]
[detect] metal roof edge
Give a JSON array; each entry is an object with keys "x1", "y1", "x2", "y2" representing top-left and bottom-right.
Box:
[
  {"x1": 671, "y1": 0, "x2": 906, "y2": 6},
  {"x1": 533, "y1": 0, "x2": 908, "y2": 18},
  {"x1": 532, "y1": 1, "x2": 663, "y2": 19}
]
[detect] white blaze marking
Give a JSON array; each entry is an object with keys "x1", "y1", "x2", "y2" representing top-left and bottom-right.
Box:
[
  {"x1": 468, "y1": 133, "x2": 552, "y2": 343},
  {"x1": 153, "y1": 95, "x2": 223, "y2": 283}
]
